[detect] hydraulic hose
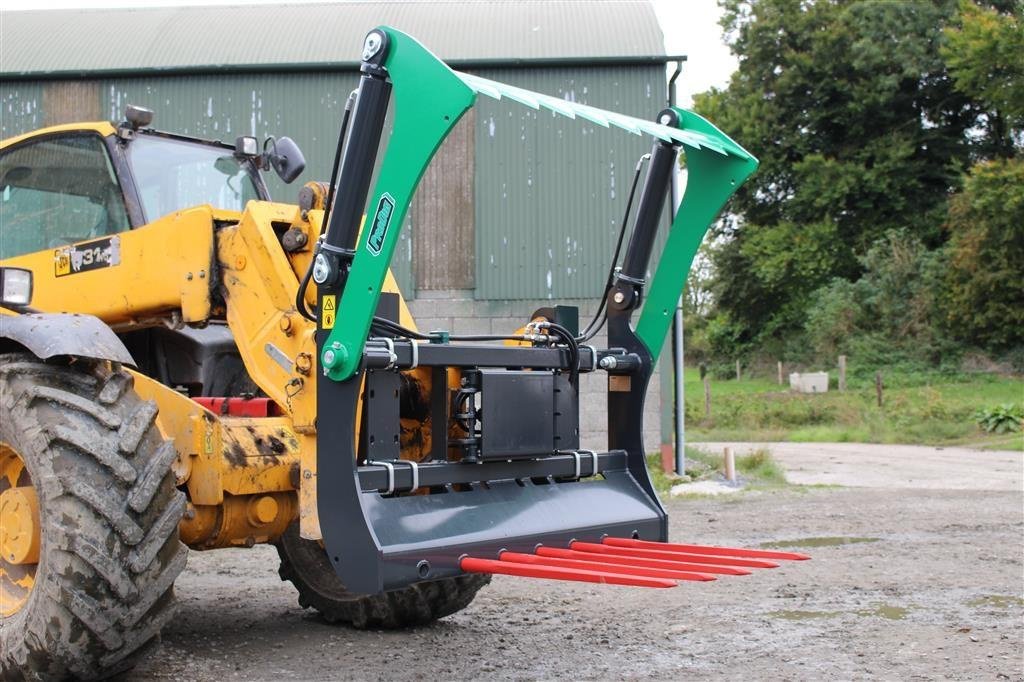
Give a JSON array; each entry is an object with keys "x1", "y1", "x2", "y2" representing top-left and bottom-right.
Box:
[
  {"x1": 296, "y1": 91, "x2": 358, "y2": 322},
  {"x1": 577, "y1": 153, "x2": 650, "y2": 342}
]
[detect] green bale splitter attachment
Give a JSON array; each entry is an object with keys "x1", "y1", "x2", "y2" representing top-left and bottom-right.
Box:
[{"x1": 310, "y1": 28, "x2": 807, "y2": 595}]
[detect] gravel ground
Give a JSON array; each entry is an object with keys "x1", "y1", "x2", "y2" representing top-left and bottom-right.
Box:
[
  {"x1": 123, "y1": 450, "x2": 1023, "y2": 681},
  {"x1": 692, "y1": 441, "x2": 1023, "y2": 490}
]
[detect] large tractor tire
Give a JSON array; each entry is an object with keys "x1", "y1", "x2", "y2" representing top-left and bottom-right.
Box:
[
  {"x1": 275, "y1": 522, "x2": 490, "y2": 629},
  {"x1": 0, "y1": 354, "x2": 187, "y2": 680}
]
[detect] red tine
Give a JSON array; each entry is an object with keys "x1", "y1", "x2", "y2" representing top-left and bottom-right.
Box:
[
  {"x1": 500, "y1": 551, "x2": 715, "y2": 582},
  {"x1": 603, "y1": 537, "x2": 811, "y2": 561},
  {"x1": 459, "y1": 556, "x2": 676, "y2": 588}
]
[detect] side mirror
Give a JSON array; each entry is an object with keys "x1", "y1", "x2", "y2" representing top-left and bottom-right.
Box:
[
  {"x1": 0, "y1": 267, "x2": 33, "y2": 308},
  {"x1": 267, "y1": 137, "x2": 306, "y2": 184}
]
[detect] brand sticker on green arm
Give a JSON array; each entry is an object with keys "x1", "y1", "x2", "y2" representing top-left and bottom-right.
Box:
[{"x1": 366, "y1": 193, "x2": 395, "y2": 256}]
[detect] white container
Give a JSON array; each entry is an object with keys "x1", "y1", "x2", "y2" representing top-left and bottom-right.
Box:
[{"x1": 789, "y1": 372, "x2": 829, "y2": 394}]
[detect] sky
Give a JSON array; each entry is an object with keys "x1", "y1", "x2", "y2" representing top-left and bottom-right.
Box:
[{"x1": 0, "y1": 0, "x2": 737, "y2": 106}]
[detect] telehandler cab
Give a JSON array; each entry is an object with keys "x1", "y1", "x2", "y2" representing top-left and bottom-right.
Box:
[{"x1": 0, "y1": 28, "x2": 807, "y2": 679}]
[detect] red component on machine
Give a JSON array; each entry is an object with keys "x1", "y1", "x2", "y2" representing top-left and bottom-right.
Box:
[
  {"x1": 498, "y1": 551, "x2": 716, "y2": 582},
  {"x1": 534, "y1": 546, "x2": 752, "y2": 576},
  {"x1": 602, "y1": 536, "x2": 811, "y2": 562},
  {"x1": 459, "y1": 538, "x2": 809, "y2": 588},
  {"x1": 193, "y1": 397, "x2": 273, "y2": 417},
  {"x1": 459, "y1": 556, "x2": 677, "y2": 588},
  {"x1": 570, "y1": 541, "x2": 781, "y2": 568}
]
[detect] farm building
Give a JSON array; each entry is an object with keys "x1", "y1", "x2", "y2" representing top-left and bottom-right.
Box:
[{"x1": 0, "y1": 0, "x2": 680, "y2": 449}]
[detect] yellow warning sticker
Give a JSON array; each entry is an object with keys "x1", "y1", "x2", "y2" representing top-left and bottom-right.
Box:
[
  {"x1": 322, "y1": 295, "x2": 337, "y2": 329},
  {"x1": 54, "y1": 248, "x2": 71, "y2": 276}
]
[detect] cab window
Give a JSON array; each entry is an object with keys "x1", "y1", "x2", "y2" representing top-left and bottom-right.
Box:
[
  {"x1": 127, "y1": 134, "x2": 261, "y2": 220},
  {"x1": 0, "y1": 134, "x2": 131, "y2": 260}
]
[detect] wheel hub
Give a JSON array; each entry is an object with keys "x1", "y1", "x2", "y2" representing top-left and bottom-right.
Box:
[
  {"x1": 0, "y1": 442, "x2": 37, "y2": 617},
  {"x1": 0, "y1": 486, "x2": 40, "y2": 565}
]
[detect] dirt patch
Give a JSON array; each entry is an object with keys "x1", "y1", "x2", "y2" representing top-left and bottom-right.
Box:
[
  {"x1": 124, "y1": 486, "x2": 1023, "y2": 680},
  {"x1": 693, "y1": 441, "x2": 1023, "y2": 490}
]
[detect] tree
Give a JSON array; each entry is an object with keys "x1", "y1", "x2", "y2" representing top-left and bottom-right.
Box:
[
  {"x1": 940, "y1": 3, "x2": 1023, "y2": 355},
  {"x1": 695, "y1": 0, "x2": 978, "y2": 355},
  {"x1": 943, "y1": 158, "x2": 1024, "y2": 353},
  {"x1": 943, "y1": 1, "x2": 1024, "y2": 159}
]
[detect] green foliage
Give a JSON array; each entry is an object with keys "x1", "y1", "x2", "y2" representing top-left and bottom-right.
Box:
[
  {"x1": 694, "y1": 0, "x2": 1023, "y2": 364},
  {"x1": 681, "y1": 366, "x2": 1024, "y2": 448},
  {"x1": 943, "y1": 158, "x2": 1024, "y2": 352},
  {"x1": 735, "y1": 449, "x2": 787, "y2": 485},
  {"x1": 973, "y1": 404, "x2": 1023, "y2": 433},
  {"x1": 649, "y1": 448, "x2": 787, "y2": 493},
  {"x1": 696, "y1": 0, "x2": 974, "y2": 355},
  {"x1": 943, "y1": 1, "x2": 1024, "y2": 158},
  {"x1": 802, "y1": 232, "x2": 954, "y2": 365}
]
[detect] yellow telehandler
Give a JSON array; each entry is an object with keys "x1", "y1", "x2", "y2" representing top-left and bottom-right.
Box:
[{"x1": 0, "y1": 28, "x2": 806, "y2": 679}]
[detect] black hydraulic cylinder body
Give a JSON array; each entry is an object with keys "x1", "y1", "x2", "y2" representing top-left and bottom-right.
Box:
[
  {"x1": 322, "y1": 67, "x2": 392, "y2": 254},
  {"x1": 618, "y1": 137, "x2": 677, "y2": 284}
]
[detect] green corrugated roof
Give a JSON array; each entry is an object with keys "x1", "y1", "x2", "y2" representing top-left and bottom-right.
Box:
[{"x1": 0, "y1": 1, "x2": 668, "y2": 79}]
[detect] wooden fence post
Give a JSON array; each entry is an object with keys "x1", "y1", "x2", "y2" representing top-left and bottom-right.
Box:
[
  {"x1": 703, "y1": 375, "x2": 712, "y2": 423},
  {"x1": 735, "y1": 359, "x2": 741, "y2": 381},
  {"x1": 875, "y1": 371, "x2": 883, "y2": 407},
  {"x1": 724, "y1": 446, "x2": 736, "y2": 483},
  {"x1": 838, "y1": 355, "x2": 847, "y2": 392}
]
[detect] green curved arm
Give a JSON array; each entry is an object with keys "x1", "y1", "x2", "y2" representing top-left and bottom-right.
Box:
[
  {"x1": 634, "y1": 109, "x2": 758, "y2": 359},
  {"x1": 322, "y1": 28, "x2": 475, "y2": 381},
  {"x1": 321, "y1": 28, "x2": 757, "y2": 381}
]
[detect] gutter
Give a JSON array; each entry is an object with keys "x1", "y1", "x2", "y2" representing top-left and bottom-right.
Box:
[{"x1": 0, "y1": 55, "x2": 689, "y2": 82}]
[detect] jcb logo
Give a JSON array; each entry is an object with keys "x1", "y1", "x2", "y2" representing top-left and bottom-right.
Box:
[
  {"x1": 54, "y1": 249, "x2": 71, "y2": 276},
  {"x1": 53, "y1": 236, "x2": 121, "y2": 277}
]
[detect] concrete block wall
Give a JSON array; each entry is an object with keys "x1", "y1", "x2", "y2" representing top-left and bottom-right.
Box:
[{"x1": 408, "y1": 290, "x2": 664, "y2": 454}]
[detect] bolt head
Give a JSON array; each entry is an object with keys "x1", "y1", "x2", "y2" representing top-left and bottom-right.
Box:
[
  {"x1": 362, "y1": 32, "x2": 383, "y2": 60},
  {"x1": 312, "y1": 253, "x2": 332, "y2": 284},
  {"x1": 323, "y1": 349, "x2": 336, "y2": 366},
  {"x1": 613, "y1": 291, "x2": 626, "y2": 304}
]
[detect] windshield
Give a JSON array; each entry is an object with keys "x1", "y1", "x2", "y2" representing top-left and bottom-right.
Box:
[{"x1": 128, "y1": 135, "x2": 261, "y2": 220}]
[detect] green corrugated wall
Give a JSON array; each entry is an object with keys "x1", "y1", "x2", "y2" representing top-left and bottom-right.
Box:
[
  {"x1": 0, "y1": 64, "x2": 668, "y2": 300},
  {"x1": 1, "y1": 82, "x2": 45, "y2": 136},
  {"x1": 473, "y1": 65, "x2": 667, "y2": 300}
]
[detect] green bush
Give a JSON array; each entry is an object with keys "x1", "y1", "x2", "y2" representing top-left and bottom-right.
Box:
[
  {"x1": 973, "y1": 404, "x2": 1023, "y2": 434},
  {"x1": 944, "y1": 158, "x2": 1024, "y2": 353},
  {"x1": 802, "y1": 232, "x2": 954, "y2": 367}
]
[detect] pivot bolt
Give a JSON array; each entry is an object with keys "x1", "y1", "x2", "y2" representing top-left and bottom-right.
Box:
[
  {"x1": 323, "y1": 349, "x2": 336, "y2": 366},
  {"x1": 612, "y1": 291, "x2": 626, "y2": 304},
  {"x1": 599, "y1": 356, "x2": 618, "y2": 370},
  {"x1": 362, "y1": 31, "x2": 384, "y2": 61},
  {"x1": 312, "y1": 253, "x2": 333, "y2": 285},
  {"x1": 295, "y1": 352, "x2": 313, "y2": 376}
]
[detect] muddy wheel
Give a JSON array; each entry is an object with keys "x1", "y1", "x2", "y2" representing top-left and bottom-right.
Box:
[
  {"x1": 0, "y1": 354, "x2": 187, "y2": 680},
  {"x1": 276, "y1": 522, "x2": 490, "y2": 629}
]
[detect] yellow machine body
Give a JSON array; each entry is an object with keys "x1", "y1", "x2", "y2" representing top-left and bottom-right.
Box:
[{"x1": 0, "y1": 122, "x2": 422, "y2": 548}]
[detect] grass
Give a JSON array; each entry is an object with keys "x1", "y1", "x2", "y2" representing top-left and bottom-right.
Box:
[
  {"x1": 680, "y1": 366, "x2": 1024, "y2": 449},
  {"x1": 645, "y1": 446, "x2": 788, "y2": 499}
]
